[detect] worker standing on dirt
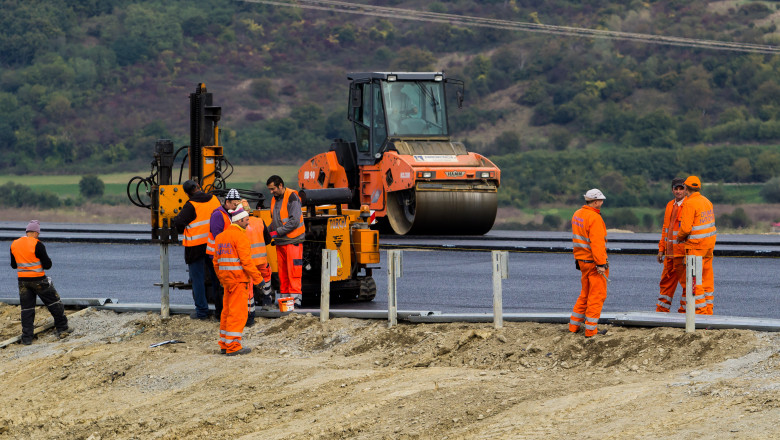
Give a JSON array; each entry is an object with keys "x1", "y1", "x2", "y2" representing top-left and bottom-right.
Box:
[
  {"x1": 569, "y1": 189, "x2": 609, "y2": 337},
  {"x1": 213, "y1": 206, "x2": 263, "y2": 356},
  {"x1": 266, "y1": 175, "x2": 306, "y2": 307},
  {"x1": 10, "y1": 220, "x2": 71, "y2": 345},
  {"x1": 173, "y1": 180, "x2": 221, "y2": 320},
  {"x1": 241, "y1": 199, "x2": 274, "y2": 319},
  {"x1": 656, "y1": 178, "x2": 688, "y2": 313},
  {"x1": 206, "y1": 188, "x2": 243, "y2": 321},
  {"x1": 676, "y1": 176, "x2": 717, "y2": 315}
]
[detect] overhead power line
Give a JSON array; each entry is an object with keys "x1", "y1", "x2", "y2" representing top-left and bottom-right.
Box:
[{"x1": 241, "y1": 0, "x2": 780, "y2": 54}]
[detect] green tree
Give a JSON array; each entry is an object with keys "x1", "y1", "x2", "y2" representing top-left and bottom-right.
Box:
[
  {"x1": 760, "y1": 177, "x2": 780, "y2": 202},
  {"x1": 79, "y1": 175, "x2": 105, "y2": 198}
]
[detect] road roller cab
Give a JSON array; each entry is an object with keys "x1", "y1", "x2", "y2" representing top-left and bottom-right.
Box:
[{"x1": 298, "y1": 72, "x2": 501, "y2": 235}]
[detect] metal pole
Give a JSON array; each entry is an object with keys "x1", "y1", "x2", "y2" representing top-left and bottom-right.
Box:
[
  {"x1": 492, "y1": 251, "x2": 508, "y2": 329},
  {"x1": 320, "y1": 249, "x2": 336, "y2": 323},
  {"x1": 387, "y1": 250, "x2": 401, "y2": 327},
  {"x1": 160, "y1": 243, "x2": 170, "y2": 319}
]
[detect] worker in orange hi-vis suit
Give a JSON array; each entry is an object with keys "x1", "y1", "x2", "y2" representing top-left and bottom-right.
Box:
[
  {"x1": 213, "y1": 206, "x2": 263, "y2": 356},
  {"x1": 569, "y1": 188, "x2": 609, "y2": 338},
  {"x1": 676, "y1": 176, "x2": 717, "y2": 315},
  {"x1": 656, "y1": 177, "x2": 688, "y2": 313},
  {"x1": 240, "y1": 200, "x2": 275, "y2": 325}
]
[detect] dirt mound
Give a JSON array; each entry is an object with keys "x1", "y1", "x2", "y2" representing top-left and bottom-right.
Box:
[{"x1": 1, "y1": 304, "x2": 779, "y2": 439}]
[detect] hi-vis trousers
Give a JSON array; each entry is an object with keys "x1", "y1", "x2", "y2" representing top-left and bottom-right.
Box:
[
  {"x1": 656, "y1": 256, "x2": 685, "y2": 312},
  {"x1": 277, "y1": 243, "x2": 303, "y2": 304},
  {"x1": 219, "y1": 282, "x2": 249, "y2": 354},
  {"x1": 569, "y1": 261, "x2": 608, "y2": 337}
]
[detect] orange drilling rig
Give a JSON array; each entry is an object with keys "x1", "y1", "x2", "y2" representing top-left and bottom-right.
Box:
[{"x1": 127, "y1": 84, "x2": 379, "y2": 304}]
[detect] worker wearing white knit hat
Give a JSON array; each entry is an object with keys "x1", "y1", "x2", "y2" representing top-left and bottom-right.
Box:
[{"x1": 212, "y1": 206, "x2": 263, "y2": 356}]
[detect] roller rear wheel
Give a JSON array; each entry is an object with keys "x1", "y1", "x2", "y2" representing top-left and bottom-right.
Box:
[{"x1": 386, "y1": 188, "x2": 497, "y2": 235}]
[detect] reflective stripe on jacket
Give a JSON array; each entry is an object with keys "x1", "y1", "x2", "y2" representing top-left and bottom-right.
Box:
[
  {"x1": 183, "y1": 197, "x2": 221, "y2": 247},
  {"x1": 270, "y1": 188, "x2": 305, "y2": 241},
  {"x1": 206, "y1": 208, "x2": 230, "y2": 256},
  {"x1": 246, "y1": 216, "x2": 268, "y2": 266},
  {"x1": 571, "y1": 205, "x2": 607, "y2": 266},
  {"x1": 10, "y1": 236, "x2": 45, "y2": 278},
  {"x1": 658, "y1": 198, "x2": 686, "y2": 257},
  {"x1": 678, "y1": 192, "x2": 717, "y2": 250},
  {"x1": 213, "y1": 224, "x2": 263, "y2": 285}
]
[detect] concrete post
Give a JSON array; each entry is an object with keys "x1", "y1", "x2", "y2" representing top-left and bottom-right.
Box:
[
  {"x1": 685, "y1": 255, "x2": 702, "y2": 333},
  {"x1": 159, "y1": 243, "x2": 170, "y2": 319},
  {"x1": 492, "y1": 251, "x2": 508, "y2": 329},
  {"x1": 387, "y1": 250, "x2": 402, "y2": 328},
  {"x1": 320, "y1": 249, "x2": 337, "y2": 323}
]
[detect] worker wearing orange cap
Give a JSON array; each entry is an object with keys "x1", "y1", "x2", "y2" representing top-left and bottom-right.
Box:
[
  {"x1": 656, "y1": 177, "x2": 687, "y2": 312},
  {"x1": 569, "y1": 188, "x2": 609, "y2": 337},
  {"x1": 213, "y1": 206, "x2": 263, "y2": 356},
  {"x1": 676, "y1": 176, "x2": 716, "y2": 314}
]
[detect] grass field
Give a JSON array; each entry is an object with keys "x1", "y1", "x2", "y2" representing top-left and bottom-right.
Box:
[{"x1": 0, "y1": 165, "x2": 300, "y2": 198}]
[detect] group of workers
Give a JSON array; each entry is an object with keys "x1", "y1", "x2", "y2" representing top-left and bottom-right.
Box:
[
  {"x1": 569, "y1": 175, "x2": 717, "y2": 337},
  {"x1": 8, "y1": 174, "x2": 719, "y2": 348},
  {"x1": 171, "y1": 175, "x2": 305, "y2": 355}
]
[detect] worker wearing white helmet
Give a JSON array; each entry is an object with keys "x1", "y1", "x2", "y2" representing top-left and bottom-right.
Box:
[
  {"x1": 569, "y1": 188, "x2": 609, "y2": 337},
  {"x1": 205, "y1": 188, "x2": 243, "y2": 320}
]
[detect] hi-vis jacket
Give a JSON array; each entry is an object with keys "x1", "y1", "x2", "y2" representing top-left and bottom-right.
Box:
[
  {"x1": 183, "y1": 197, "x2": 221, "y2": 247},
  {"x1": 213, "y1": 224, "x2": 263, "y2": 286},
  {"x1": 246, "y1": 216, "x2": 269, "y2": 267},
  {"x1": 677, "y1": 192, "x2": 717, "y2": 250},
  {"x1": 571, "y1": 205, "x2": 608, "y2": 266},
  {"x1": 10, "y1": 236, "x2": 50, "y2": 279},
  {"x1": 270, "y1": 188, "x2": 305, "y2": 245},
  {"x1": 658, "y1": 198, "x2": 686, "y2": 257}
]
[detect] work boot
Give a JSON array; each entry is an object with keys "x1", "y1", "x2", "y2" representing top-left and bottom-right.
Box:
[
  {"x1": 55, "y1": 327, "x2": 73, "y2": 338},
  {"x1": 226, "y1": 347, "x2": 251, "y2": 356},
  {"x1": 189, "y1": 312, "x2": 208, "y2": 320},
  {"x1": 21, "y1": 337, "x2": 33, "y2": 346},
  {"x1": 246, "y1": 314, "x2": 255, "y2": 327},
  {"x1": 220, "y1": 349, "x2": 226, "y2": 355}
]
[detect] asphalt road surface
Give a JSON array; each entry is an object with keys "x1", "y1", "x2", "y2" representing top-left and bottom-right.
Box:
[{"x1": 1, "y1": 243, "x2": 777, "y2": 319}]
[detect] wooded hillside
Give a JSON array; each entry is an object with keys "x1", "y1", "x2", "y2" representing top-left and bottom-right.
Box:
[{"x1": 2, "y1": 0, "x2": 780, "y2": 224}]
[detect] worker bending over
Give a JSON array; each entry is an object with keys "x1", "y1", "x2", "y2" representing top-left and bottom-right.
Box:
[
  {"x1": 569, "y1": 189, "x2": 609, "y2": 337},
  {"x1": 241, "y1": 199, "x2": 274, "y2": 324},
  {"x1": 676, "y1": 176, "x2": 717, "y2": 314},
  {"x1": 10, "y1": 220, "x2": 71, "y2": 345},
  {"x1": 266, "y1": 175, "x2": 306, "y2": 307},
  {"x1": 213, "y1": 206, "x2": 263, "y2": 356},
  {"x1": 656, "y1": 177, "x2": 687, "y2": 312}
]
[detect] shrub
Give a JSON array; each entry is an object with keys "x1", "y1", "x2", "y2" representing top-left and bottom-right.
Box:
[
  {"x1": 760, "y1": 177, "x2": 780, "y2": 202},
  {"x1": 79, "y1": 175, "x2": 105, "y2": 198}
]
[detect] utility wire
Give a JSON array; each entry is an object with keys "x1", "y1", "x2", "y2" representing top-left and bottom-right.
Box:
[{"x1": 241, "y1": 0, "x2": 780, "y2": 54}]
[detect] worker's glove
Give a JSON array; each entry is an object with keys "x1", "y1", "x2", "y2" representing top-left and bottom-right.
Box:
[
  {"x1": 657, "y1": 252, "x2": 664, "y2": 264},
  {"x1": 269, "y1": 230, "x2": 278, "y2": 238}
]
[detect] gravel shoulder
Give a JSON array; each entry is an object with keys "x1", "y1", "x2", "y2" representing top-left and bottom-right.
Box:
[{"x1": 1, "y1": 304, "x2": 779, "y2": 439}]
